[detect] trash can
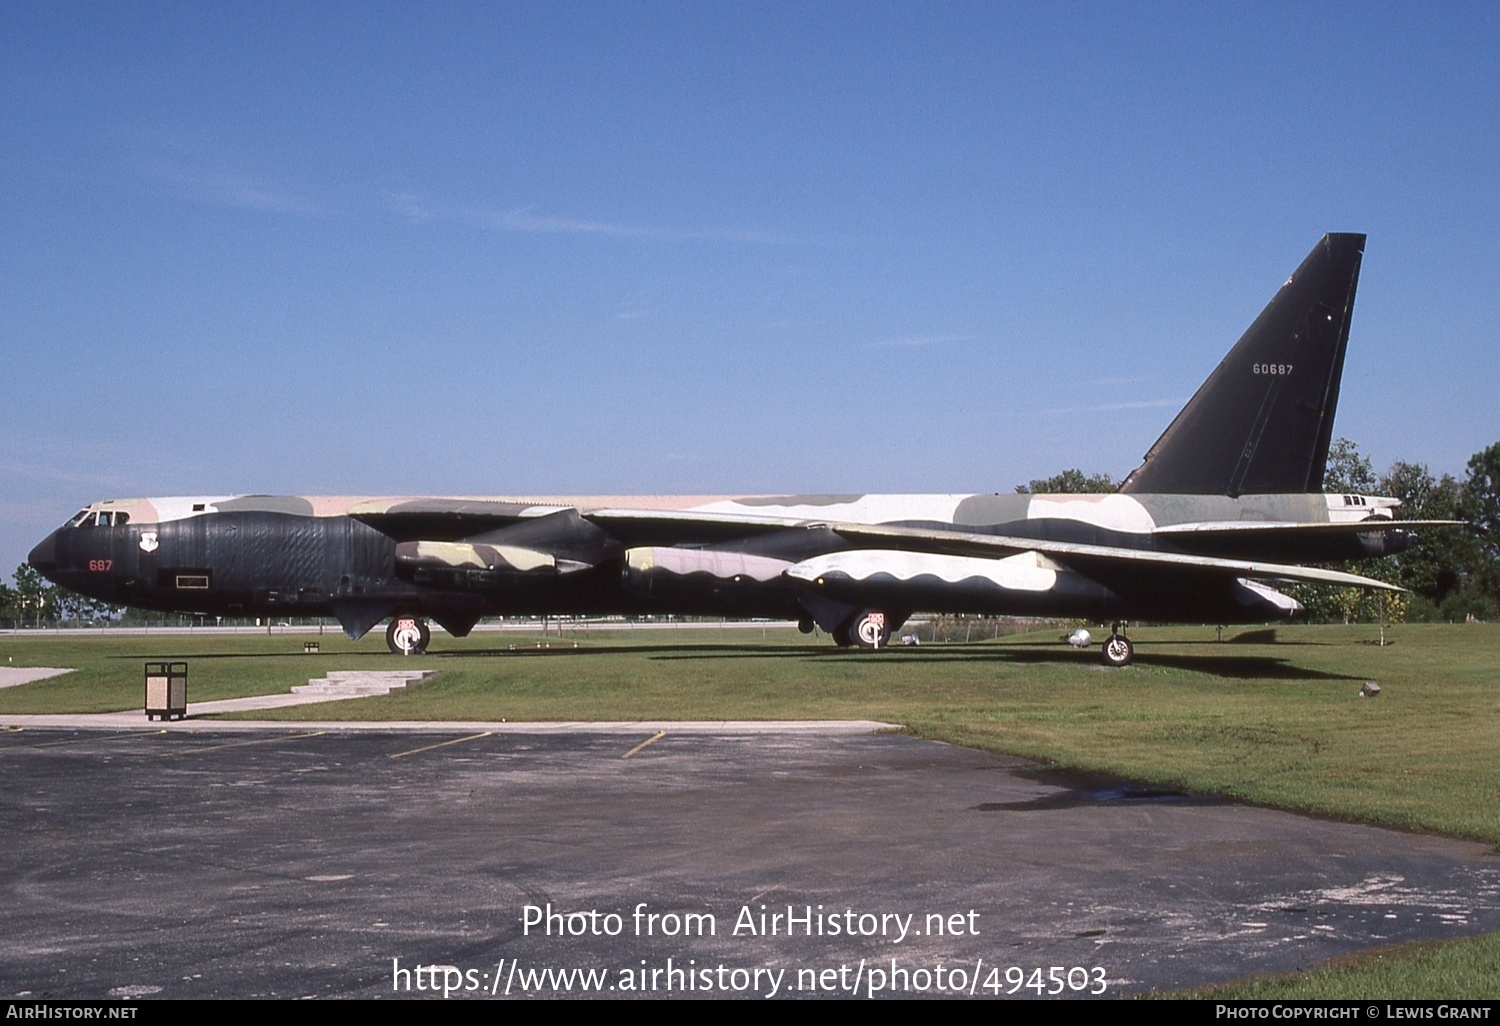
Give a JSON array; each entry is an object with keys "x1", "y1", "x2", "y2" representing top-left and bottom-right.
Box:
[{"x1": 144, "y1": 661, "x2": 187, "y2": 721}]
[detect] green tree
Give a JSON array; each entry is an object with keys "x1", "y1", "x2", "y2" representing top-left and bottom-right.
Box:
[
  {"x1": 1015, "y1": 469, "x2": 1116, "y2": 494},
  {"x1": 1323, "y1": 437, "x2": 1376, "y2": 493},
  {"x1": 1460, "y1": 443, "x2": 1500, "y2": 566},
  {"x1": 1297, "y1": 442, "x2": 1441, "y2": 622},
  {"x1": 1453, "y1": 441, "x2": 1500, "y2": 618},
  {"x1": 12, "y1": 563, "x2": 53, "y2": 628},
  {"x1": 1376, "y1": 461, "x2": 1465, "y2": 607},
  {"x1": 1334, "y1": 587, "x2": 1363, "y2": 625}
]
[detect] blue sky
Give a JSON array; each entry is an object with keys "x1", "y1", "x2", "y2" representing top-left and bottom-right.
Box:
[{"x1": 3, "y1": 2, "x2": 1498, "y2": 575}]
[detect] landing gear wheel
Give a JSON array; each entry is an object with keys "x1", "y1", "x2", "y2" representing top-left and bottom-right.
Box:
[
  {"x1": 849, "y1": 610, "x2": 892, "y2": 650},
  {"x1": 831, "y1": 624, "x2": 855, "y2": 647},
  {"x1": 1101, "y1": 634, "x2": 1133, "y2": 667},
  {"x1": 386, "y1": 615, "x2": 430, "y2": 655},
  {"x1": 797, "y1": 617, "x2": 815, "y2": 635}
]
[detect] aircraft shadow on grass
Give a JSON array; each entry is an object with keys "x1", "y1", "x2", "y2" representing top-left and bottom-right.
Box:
[
  {"x1": 101, "y1": 640, "x2": 1366, "y2": 681},
  {"x1": 461, "y1": 642, "x2": 1365, "y2": 681}
]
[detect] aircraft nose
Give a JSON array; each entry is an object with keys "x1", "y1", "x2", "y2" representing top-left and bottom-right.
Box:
[{"x1": 28, "y1": 530, "x2": 59, "y2": 579}]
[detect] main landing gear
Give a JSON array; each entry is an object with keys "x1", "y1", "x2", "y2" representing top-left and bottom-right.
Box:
[
  {"x1": 833, "y1": 609, "x2": 894, "y2": 650},
  {"x1": 386, "y1": 615, "x2": 431, "y2": 655},
  {"x1": 1101, "y1": 622, "x2": 1133, "y2": 667}
]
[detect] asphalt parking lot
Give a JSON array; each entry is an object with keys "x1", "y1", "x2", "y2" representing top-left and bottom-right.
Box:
[{"x1": 3, "y1": 724, "x2": 1498, "y2": 999}]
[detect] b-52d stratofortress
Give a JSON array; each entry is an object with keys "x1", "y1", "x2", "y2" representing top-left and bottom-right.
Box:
[{"x1": 30, "y1": 234, "x2": 1443, "y2": 665}]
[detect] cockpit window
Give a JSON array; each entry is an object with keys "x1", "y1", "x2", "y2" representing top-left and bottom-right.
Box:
[{"x1": 66, "y1": 510, "x2": 130, "y2": 528}]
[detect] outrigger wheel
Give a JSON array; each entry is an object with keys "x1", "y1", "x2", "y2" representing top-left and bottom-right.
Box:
[
  {"x1": 1101, "y1": 623, "x2": 1133, "y2": 667},
  {"x1": 386, "y1": 615, "x2": 431, "y2": 655}
]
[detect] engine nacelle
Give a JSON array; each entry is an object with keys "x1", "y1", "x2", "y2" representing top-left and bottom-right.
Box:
[
  {"x1": 1356, "y1": 527, "x2": 1416, "y2": 558},
  {"x1": 786, "y1": 549, "x2": 1059, "y2": 603},
  {"x1": 621, "y1": 547, "x2": 793, "y2": 599},
  {"x1": 783, "y1": 548, "x2": 1131, "y2": 619},
  {"x1": 394, "y1": 540, "x2": 570, "y2": 589}
]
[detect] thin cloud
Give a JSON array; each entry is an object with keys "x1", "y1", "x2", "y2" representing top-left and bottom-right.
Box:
[
  {"x1": 498, "y1": 206, "x2": 792, "y2": 244},
  {"x1": 167, "y1": 170, "x2": 330, "y2": 216},
  {"x1": 0, "y1": 459, "x2": 145, "y2": 489},
  {"x1": 0, "y1": 500, "x2": 73, "y2": 520},
  {"x1": 387, "y1": 193, "x2": 438, "y2": 223},
  {"x1": 493, "y1": 207, "x2": 638, "y2": 236},
  {"x1": 384, "y1": 192, "x2": 794, "y2": 245},
  {"x1": 1085, "y1": 375, "x2": 1149, "y2": 387},
  {"x1": 129, "y1": 130, "x2": 333, "y2": 216},
  {"x1": 870, "y1": 333, "x2": 974, "y2": 349},
  {"x1": 0, "y1": 434, "x2": 185, "y2": 491},
  {"x1": 1024, "y1": 398, "x2": 1188, "y2": 416}
]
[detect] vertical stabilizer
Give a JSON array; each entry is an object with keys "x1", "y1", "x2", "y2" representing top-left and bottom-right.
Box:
[{"x1": 1118, "y1": 233, "x2": 1365, "y2": 496}]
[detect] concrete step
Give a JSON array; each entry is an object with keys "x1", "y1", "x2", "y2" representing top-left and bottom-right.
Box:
[{"x1": 292, "y1": 670, "x2": 435, "y2": 697}]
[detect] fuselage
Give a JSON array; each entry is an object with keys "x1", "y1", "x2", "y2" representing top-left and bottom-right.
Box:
[{"x1": 28, "y1": 491, "x2": 1411, "y2": 638}]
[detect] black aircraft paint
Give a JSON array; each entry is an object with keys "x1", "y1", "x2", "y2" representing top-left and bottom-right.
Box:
[{"x1": 1119, "y1": 233, "x2": 1365, "y2": 496}]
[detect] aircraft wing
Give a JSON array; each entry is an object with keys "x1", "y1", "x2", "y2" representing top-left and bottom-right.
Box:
[
  {"x1": 1147, "y1": 518, "x2": 1464, "y2": 562},
  {"x1": 353, "y1": 502, "x2": 810, "y2": 548},
  {"x1": 823, "y1": 522, "x2": 1404, "y2": 591},
  {"x1": 1153, "y1": 519, "x2": 1464, "y2": 537},
  {"x1": 597, "y1": 508, "x2": 1406, "y2": 592},
  {"x1": 352, "y1": 501, "x2": 1407, "y2": 591}
]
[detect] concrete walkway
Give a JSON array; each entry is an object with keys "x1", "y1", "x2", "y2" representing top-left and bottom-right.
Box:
[
  {"x1": 0, "y1": 666, "x2": 73, "y2": 689},
  {"x1": 0, "y1": 665, "x2": 897, "y2": 733},
  {"x1": 1, "y1": 714, "x2": 897, "y2": 733},
  {"x1": 1, "y1": 667, "x2": 439, "y2": 728}
]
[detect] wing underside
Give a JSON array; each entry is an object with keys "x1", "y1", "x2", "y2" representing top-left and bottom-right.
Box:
[
  {"x1": 358, "y1": 501, "x2": 1407, "y2": 595},
  {"x1": 823, "y1": 522, "x2": 1401, "y2": 591}
]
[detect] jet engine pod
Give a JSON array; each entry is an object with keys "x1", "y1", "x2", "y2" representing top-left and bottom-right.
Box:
[
  {"x1": 620, "y1": 546, "x2": 801, "y2": 617},
  {"x1": 786, "y1": 549, "x2": 1060, "y2": 608},
  {"x1": 621, "y1": 547, "x2": 794, "y2": 597},
  {"x1": 1357, "y1": 526, "x2": 1416, "y2": 557},
  {"x1": 394, "y1": 540, "x2": 559, "y2": 589}
]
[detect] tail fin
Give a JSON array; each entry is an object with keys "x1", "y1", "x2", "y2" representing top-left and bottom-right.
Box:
[{"x1": 1118, "y1": 233, "x2": 1365, "y2": 496}]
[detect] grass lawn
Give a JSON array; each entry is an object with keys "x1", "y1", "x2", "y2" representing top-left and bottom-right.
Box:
[
  {"x1": 3, "y1": 622, "x2": 1497, "y2": 843},
  {"x1": 4, "y1": 621, "x2": 1498, "y2": 997},
  {"x1": 1162, "y1": 932, "x2": 1500, "y2": 1000}
]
